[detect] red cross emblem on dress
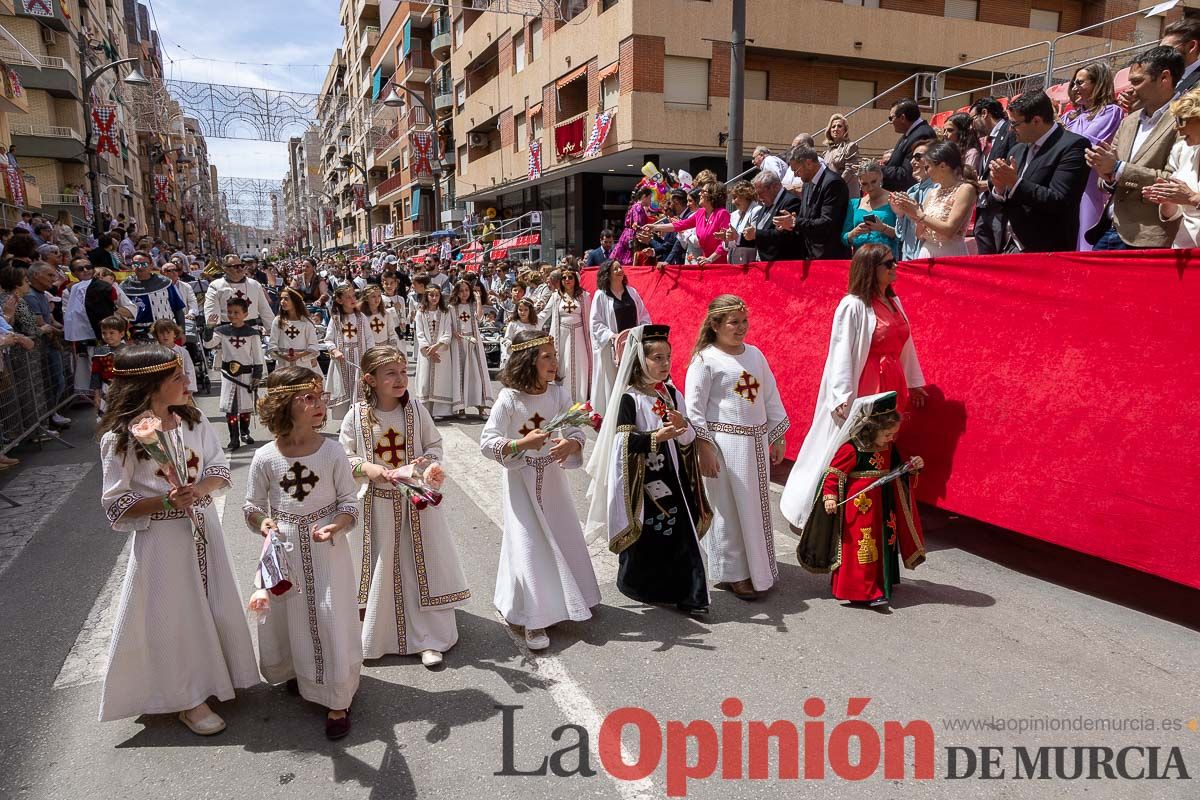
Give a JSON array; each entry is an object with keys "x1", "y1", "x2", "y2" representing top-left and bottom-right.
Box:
[
  {"x1": 342, "y1": 322, "x2": 358, "y2": 341},
  {"x1": 651, "y1": 398, "x2": 668, "y2": 418},
  {"x1": 870, "y1": 451, "x2": 887, "y2": 471},
  {"x1": 458, "y1": 311, "x2": 471, "y2": 323},
  {"x1": 285, "y1": 325, "x2": 299, "y2": 339},
  {"x1": 229, "y1": 336, "x2": 246, "y2": 349},
  {"x1": 562, "y1": 299, "x2": 577, "y2": 314},
  {"x1": 233, "y1": 288, "x2": 248, "y2": 302},
  {"x1": 519, "y1": 413, "x2": 546, "y2": 436},
  {"x1": 370, "y1": 317, "x2": 385, "y2": 335},
  {"x1": 373, "y1": 427, "x2": 406, "y2": 468},
  {"x1": 156, "y1": 449, "x2": 200, "y2": 483},
  {"x1": 733, "y1": 370, "x2": 760, "y2": 403},
  {"x1": 280, "y1": 461, "x2": 320, "y2": 502}
]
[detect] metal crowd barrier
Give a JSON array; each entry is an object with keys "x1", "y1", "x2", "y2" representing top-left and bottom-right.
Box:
[{"x1": 0, "y1": 337, "x2": 80, "y2": 509}]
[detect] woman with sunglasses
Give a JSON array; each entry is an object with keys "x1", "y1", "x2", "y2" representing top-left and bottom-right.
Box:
[
  {"x1": 1061, "y1": 62, "x2": 1122, "y2": 251},
  {"x1": 780, "y1": 244, "x2": 928, "y2": 534}
]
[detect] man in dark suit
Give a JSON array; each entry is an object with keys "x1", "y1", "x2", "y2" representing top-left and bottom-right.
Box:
[
  {"x1": 880, "y1": 98, "x2": 935, "y2": 191},
  {"x1": 989, "y1": 90, "x2": 1090, "y2": 253},
  {"x1": 746, "y1": 146, "x2": 849, "y2": 260},
  {"x1": 1163, "y1": 18, "x2": 1200, "y2": 99},
  {"x1": 584, "y1": 229, "x2": 615, "y2": 266},
  {"x1": 971, "y1": 96, "x2": 1018, "y2": 254},
  {"x1": 730, "y1": 170, "x2": 804, "y2": 261}
]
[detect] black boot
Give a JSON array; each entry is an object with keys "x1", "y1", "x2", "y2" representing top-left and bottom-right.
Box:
[
  {"x1": 227, "y1": 418, "x2": 240, "y2": 452},
  {"x1": 239, "y1": 413, "x2": 255, "y2": 445}
]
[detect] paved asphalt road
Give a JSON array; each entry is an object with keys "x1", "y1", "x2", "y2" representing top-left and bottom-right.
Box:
[{"x1": 0, "y1": 367, "x2": 1197, "y2": 800}]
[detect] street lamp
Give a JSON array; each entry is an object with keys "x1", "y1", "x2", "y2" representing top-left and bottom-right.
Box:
[
  {"x1": 339, "y1": 149, "x2": 373, "y2": 249},
  {"x1": 79, "y1": 34, "x2": 149, "y2": 238},
  {"x1": 381, "y1": 85, "x2": 444, "y2": 234}
]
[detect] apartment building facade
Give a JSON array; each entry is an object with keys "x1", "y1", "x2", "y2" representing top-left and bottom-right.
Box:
[
  {"x1": 0, "y1": 0, "x2": 147, "y2": 232},
  {"x1": 449, "y1": 0, "x2": 1171, "y2": 257}
]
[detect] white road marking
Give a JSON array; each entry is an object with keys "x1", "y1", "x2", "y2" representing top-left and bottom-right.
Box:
[
  {"x1": 54, "y1": 494, "x2": 228, "y2": 690},
  {"x1": 440, "y1": 427, "x2": 656, "y2": 800}
]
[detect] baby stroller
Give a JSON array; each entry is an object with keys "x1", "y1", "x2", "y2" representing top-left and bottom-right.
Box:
[{"x1": 185, "y1": 315, "x2": 213, "y2": 394}]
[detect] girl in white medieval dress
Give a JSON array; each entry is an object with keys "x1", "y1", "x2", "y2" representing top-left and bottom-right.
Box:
[
  {"x1": 502, "y1": 298, "x2": 540, "y2": 367},
  {"x1": 270, "y1": 287, "x2": 321, "y2": 372},
  {"x1": 98, "y1": 343, "x2": 258, "y2": 735},
  {"x1": 360, "y1": 285, "x2": 402, "y2": 350},
  {"x1": 339, "y1": 346, "x2": 471, "y2": 668},
  {"x1": 449, "y1": 279, "x2": 495, "y2": 417},
  {"x1": 480, "y1": 330, "x2": 600, "y2": 651},
  {"x1": 325, "y1": 284, "x2": 375, "y2": 421},
  {"x1": 540, "y1": 268, "x2": 592, "y2": 404},
  {"x1": 684, "y1": 294, "x2": 790, "y2": 601},
  {"x1": 414, "y1": 282, "x2": 454, "y2": 419},
  {"x1": 244, "y1": 366, "x2": 362, "y2": 740}
]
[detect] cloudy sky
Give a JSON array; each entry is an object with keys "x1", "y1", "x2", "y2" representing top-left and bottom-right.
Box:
[{"x1": 150, "y1": 0, "x2": 341, "y2": 180}]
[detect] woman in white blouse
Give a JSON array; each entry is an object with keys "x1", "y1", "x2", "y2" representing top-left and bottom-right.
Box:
[
  {"x1": 724, "y1": 180, "x2": 762, "y2": 263},
  {"x1": 1143, "y1": 89, "x2": 1200, "y2": 248}
]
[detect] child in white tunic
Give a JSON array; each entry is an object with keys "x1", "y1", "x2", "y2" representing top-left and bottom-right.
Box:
[
  {"x1": 502, "y1": 298, "x2": 540, "y2": 367},
  {"x1": 271, "y1": 287, "x2": 322, "y2": 372},
  {"x1": 448, "y1": 279, "x2": 495, "y2": 416},
  {"x1": 414, "y1": 282, "x2": 454, "y2": 418},
  {"x1": 207, "y1": 297, "x2": 265, "y2": 451},
  {"x1": 245, "y1": 366, "x2": 361, "y2": 740},
  {"x1": 98, "y1": 344, "x2": 257, "y2": 735},
  {"x1": 340, "y1": 346, "x2": 471, "y2": 667},
  {"x1": 540, "y1": 269, "x2": 593, "y2": 404},
  {"x1": 480, "y1": 331, "x2": 599, "y2": 651},
  {"x1": 151, "y1": 319, "x2": 197, "y2": 394},
  {"x1": 360, "y1": 285, "x2": 402, "y2": 350},
  {"x1": 684, "y1": 295, "x2": 790, "y2": 600},
  {"x1": 325, "y1": 284, "x2": 376, "y2": 421}
]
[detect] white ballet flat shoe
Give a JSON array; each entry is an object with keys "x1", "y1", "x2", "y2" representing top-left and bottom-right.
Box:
[
  {"x1": 524, "y1": 628, "x2": 550, "y2": 651},
  {"x1": 178, "y1": 707, "x2": 226, "y2": 736},
  {"x1": 420, "y1": 649, "x2": 443, "y2": 668}
]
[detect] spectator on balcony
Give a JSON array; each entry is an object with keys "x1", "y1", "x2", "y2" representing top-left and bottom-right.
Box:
[
  {"x1": 32, "y1": 222, "x2": 53, "y2": 249},
  {"x1": 940, "y1": 112, "x2": 982, "y2": 176},
  {"x1": 1086, "y1": 46, "x2": 1183, "y2": 250},
  {"x1": 890, "y1": 141, "x2": 976, "y2": 258},
  {"x1": 823, "y1": 114, "x2": 860, "y2": 199},
  {"x1": 881, "y1": 99, "x2": 934, "y2": 191},
  {"x1": 1143, "y1": 89, "x2": 1200, "y2": 248},
  {"x1": 3, "y1": 233, "x2": 38, "y2": 269},
  {"x1": 782, "y1": 133, "x2": 816, "y2": 191},
  {"x1": 842, "y1": 162, "x2": 898, "y2": 257},
  {"x1": 1163, "y1": 18, "x2": 1200, "y2": 99},
  {"x1": 894, "y1": 140, "x2": 936, "y2": 261},
  {"x1": 585, "y1": 229, "x2": 616, "y2": 267},
  {"x1": 1060, "y1": 62, "x2": 1123, "y2": 252},
  {"x1": 649, "y1": 181, "x2": 731, "y2": 264},
  {"x1": 52, "y1": 211, "x2": 79, "y2": 248},
  {"x1": 650, "y1": 189, "x2": 690, "y2": 264},
  {"x1": 752, "y1": 146, "x2": 788, "y2": 181},
  {"x1": 612, "y1": 188, "x2": 657, "y2": 265},
  {"x1": 14, "y1": 211, "x2": 33, "y2": 236},
  {"x1": 749, "y1": 146, "x2": 849, "y2": 260},
  {"x1": 722, "y1": 180, "x2": 763, "y2": 263},
  {"x1": 727, "y1": 170, "x2": 803, "y2": 261}
]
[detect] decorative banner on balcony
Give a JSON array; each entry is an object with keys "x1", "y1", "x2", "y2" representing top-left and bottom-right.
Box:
[
  {"x1": 352, "y1": 183, "x2": 366, "y2": 209},
  {"x1": 153, "y1": 174, "x2": 169, "y2": 204},
  {"x1": 76, "y1": 187, "x2": 93, "y2": 223},
  {"x1": 324, "y1": 208, "x2": 333, "y2": 226},
  {"x1": 3, "y1": 164, "x2": 25, "y2": 207},
  {"x1": 528, "y1": 140, "x2": 542, "y2": 180},
  {"x1": 7, "y1": 68, "x2": 22, "y2": 98},
  {"x1": 410, "y1": 131, "x2": 434, "y2": 178},
  {"x1": 92, "y1": 105, "x2": 119, "y2": 156},
  {"x1": 20, "y1": 0, "x2": 54, "y2": 17},
  {"x1": 554, "y1": 116, "x2": 585, "y2": 160},
  {"x1": 583, "y1": 109, "x2": 615, "y2": 158}
]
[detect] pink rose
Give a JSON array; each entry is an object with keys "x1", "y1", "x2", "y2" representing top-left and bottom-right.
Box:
[{"x1": 129, "y1": 412, "x2": 163, "y2": 446}]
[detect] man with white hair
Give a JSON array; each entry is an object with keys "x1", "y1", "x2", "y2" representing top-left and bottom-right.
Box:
[
  {"x1": 782, "y1": 134, "x2": 816, "y2": 191},
  {"x1": 752, "y1": 146, "x2": 788, "y2": 181},
  {"x1": 729, "y1": 170, "x2": 805, "y2": 261}
]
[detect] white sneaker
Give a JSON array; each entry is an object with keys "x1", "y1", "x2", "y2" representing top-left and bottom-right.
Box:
[
  {"x1": 420, "y1": 649, "x2": 443, "y2": 668},
  {"x1": 50, "y1": 413, "x2": 71, "y2": 426},
  {"x1": 524, "y1": 628, "x2": 550, "y2": 651}
]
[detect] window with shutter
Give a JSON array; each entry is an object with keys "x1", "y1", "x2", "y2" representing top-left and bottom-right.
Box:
[
  {"x1": 531, "y1": 20, "x2": 542, "y2": 61},
  {"x1": 601, "y1": 74, "x2": 619, "y2": 111},
  {"x1": 514, "y1": 32, "x2": 525, "y2": 73},
  {"x1": 838, "y1": 79, "x2": 877, "y2": 108},
  {"x1": 944, "y1": 0, "x2": 978, "y2": 21},
  {"x1": 1029, "y1": 8, "x2": 1060, "y2": 32},
  {"x1": 746, "y1": 70, "x2": 768, "y2": 101},
  {"x1": 663, "y1": 56, "x2": 710, "y2": 107}
]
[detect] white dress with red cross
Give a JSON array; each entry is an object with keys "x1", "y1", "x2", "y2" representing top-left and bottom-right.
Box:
[
  {"x1": 481, "y1": 384, "x2": 600, "y2": 630},
  {"x1": 324, "y1": 311, "x2": 376, "y2": 417},
  {"x1": 364, "y1": 308, "x2": 403, "y2": 350},
  {"x1": 450, "y1": 302, "x2": 495, "y2": 413},
  {"x1": 339, "y1": 399, "x2": 470, "y2": 658},
  {"x1": 415, "y1": 308, "x2": 454, "y2": 418},
  {"x1": 684, "y1": 344, "x2": 790, "y2": 593}
]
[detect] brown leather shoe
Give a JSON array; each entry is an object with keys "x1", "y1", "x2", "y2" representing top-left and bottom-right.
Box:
[{"x1": 729, "y1": 579, "x2": 759, "y2": 600}]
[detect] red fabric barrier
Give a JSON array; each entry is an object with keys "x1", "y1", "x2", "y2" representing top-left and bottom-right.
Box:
[{"x1": 583, "y1": 251, "x2": 1200, "y2": 588}]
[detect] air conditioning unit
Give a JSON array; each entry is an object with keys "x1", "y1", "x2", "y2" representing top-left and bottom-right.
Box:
[
  {"x1": 914, "y1": 72, "x2": 945, "y2": 109},
  {"x1": 468, "y1": 132, "x2": 488, "y2": 148},
  {"x1": 41, "y1": 27, "x2": 56, "y2": 46}
]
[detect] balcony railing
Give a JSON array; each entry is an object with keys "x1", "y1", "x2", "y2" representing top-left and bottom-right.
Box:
[
  {"x1": 40, "y1": 192, "x2": 83, "y2": 206},
  {"x1": 375, "y1": 171, "x2": 406, "y2": 199},
  {"x1": 433, "y1": 15, "x2": 451, "y2": 38},
  {"x1": 10, "y1": 123, "x2": 83, "y2": 140},
  {"x1": 0, "y1": 49, "x2": 76, "y2": 77},
  {"x1": 404, "y1": 49, "x2": 433, "y2": 75}
]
